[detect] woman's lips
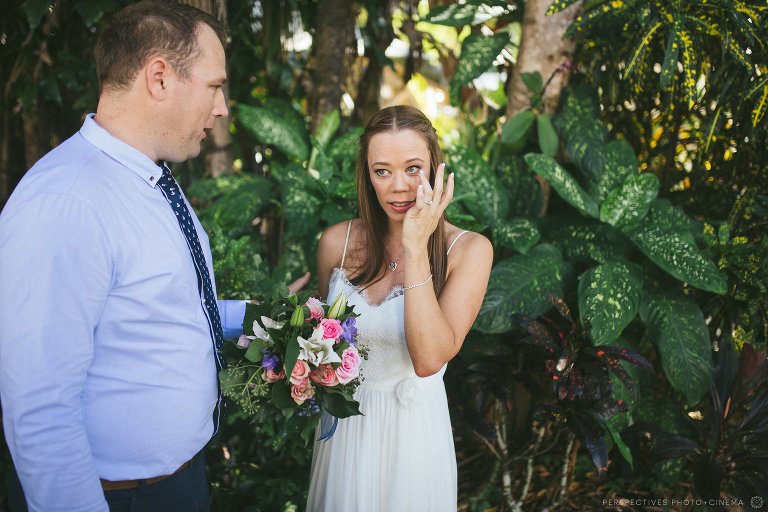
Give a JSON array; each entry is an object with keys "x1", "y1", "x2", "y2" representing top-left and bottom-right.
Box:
[{"x1": 388, "y1": 201, "x2": 415, "y2": 213}]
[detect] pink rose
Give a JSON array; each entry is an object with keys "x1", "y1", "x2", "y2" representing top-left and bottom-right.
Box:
[
  {"x1": 320, "y1": 318, "x2": 343, "y2": 341},
  {"x1": 262, "y1": 368, "x2": 285, "y2": 383},
  {"x1": 290, "y1": 359, "x2": 310, "y2": 385},
  {"x1": 290, "y1": 378, "x2": 315, "y2": 405},
  {"x1": 309, "y1": 363, "x2": 339, "y2": 387},
  {"x1": 306, "y1": 297, "x2": 325, "y2": 321},
  {"x1": 335, "y1": 345, "x2": 362, "y2": 384}
]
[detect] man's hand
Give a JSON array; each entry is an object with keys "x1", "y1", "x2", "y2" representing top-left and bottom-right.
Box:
[{"x1": 288, "y1": 271, "x2": 311, "y2": 294}]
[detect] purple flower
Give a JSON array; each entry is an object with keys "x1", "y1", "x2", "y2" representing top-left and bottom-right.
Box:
[
  {"x1": 261, "y1": 349, "x2": 280, "y2": 371},
  {"x1": 341, "y1": 317, "x2": 358, "y2": 344}
]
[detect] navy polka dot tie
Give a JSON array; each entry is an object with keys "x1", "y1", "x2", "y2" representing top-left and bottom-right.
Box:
[{"x1": 157, "y1": 164, "x2": 226, "y2": 434}]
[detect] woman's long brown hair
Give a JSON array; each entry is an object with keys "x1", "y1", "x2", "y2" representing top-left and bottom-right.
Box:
[{"x1": 349, "y1": 105, "x2": 447, "y2": 297}]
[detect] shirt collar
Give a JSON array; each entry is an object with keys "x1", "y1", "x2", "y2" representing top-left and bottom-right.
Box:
[{"x1": 79, "y1": 113, "x2": 164, "y2": 187}]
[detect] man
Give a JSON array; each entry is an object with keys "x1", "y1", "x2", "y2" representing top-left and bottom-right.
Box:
[{"x1": 0, "y1": 2, "x2": 306, "y2": 510}]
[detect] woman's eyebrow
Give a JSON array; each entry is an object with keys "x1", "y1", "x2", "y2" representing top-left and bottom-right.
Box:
[{"x1": 370, "y1": 157, "x2": 425, "y2": 167}]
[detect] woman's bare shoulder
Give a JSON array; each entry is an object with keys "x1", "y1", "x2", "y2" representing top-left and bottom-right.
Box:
[
  {"x1": 319, "y1": 219, "x2": 361, "y2": 262},
  {"x1": 444, "y1": 224, "x2": 493, "y2": 261}
]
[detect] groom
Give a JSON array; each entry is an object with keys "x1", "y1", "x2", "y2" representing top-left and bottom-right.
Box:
[{"x1": 0, "y1": 1, "x2": 307, "y2": 511}]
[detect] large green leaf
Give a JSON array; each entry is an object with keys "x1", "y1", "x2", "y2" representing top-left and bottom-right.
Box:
[
  {"x1": 314, "y1": 109, "x2": 340, "y2": 149},
  {"x1": 450, "y1": 145, "x2": 509, "y2": 225},
  {"x1": 543, "y1": 219, "x2": 630, "y2": 264},
  {"x1": 628, "y1": 201, "x2": 727, "y2": 294},
  {"x1": 238, "y1": 103, "x2": 310, "y2": 161},
  {"x1": 578, "y1": 262, "x2": 643, "y2": 345},
  {"x1": 640, "y1": 295, "x2": 714, "y2": 406},
  {"x1": 491, "y1": 218, "x2": 541, "y2": 254},
  {"x1": 495, "y1": 157, "x2": 542, "y2": 218},
  {"x1": 422, "y1": 0, "x2": 511, "y2": 26},
  {"x1": 475, "y1": 244, "x2": 564, "y2": 334},
  {"x1": 591, "y1": 140, "x2": 638, "y2": 202},
  {"x1": 450, "y1": 32, "x2": 511, "y2": 105},
  {"x1": 524, "y1": 153, "x2": 599, "y2": 218},
  {"x1": 599, "y1": 172, "x2": 659, "y2": 231},
  {"x1": 329, "y1": 127, "x2": 364, "y2": 162},
  {"x1": 660, "y1": 25, "x2": 680, "y2": 91}
]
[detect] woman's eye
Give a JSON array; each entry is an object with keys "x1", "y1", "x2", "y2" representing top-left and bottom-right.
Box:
[
  {"x1": 406, "y1": 166, "x2": 421, "y2": 174},
  {"x1": 374, "y1": 169, "x2": 388, "y2": 176}
]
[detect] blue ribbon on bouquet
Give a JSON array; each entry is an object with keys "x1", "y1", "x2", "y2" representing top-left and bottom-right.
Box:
[{"x1": 318, "y1": 411, "x2": 339, "y2": 441}]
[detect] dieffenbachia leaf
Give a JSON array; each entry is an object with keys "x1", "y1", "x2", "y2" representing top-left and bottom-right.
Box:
[
  {"x1": 640, "y1": 295, "x2": 714, "y2": 406},
  {"x1": 474, "y1": 244, "x2": 564, "y2": 334},
  {"x1": 238, "y1": 103, "x2": 310, "y2": 161},
  {"x1": 450, "y1": 32, "x2": 511, "y2": 105},
  {"x1": 422, "y1": 0, "x2": 510, "y2": 27},
  {"x1": 449, "y1": 145, "x2": 509, "y2": 225},
  {"x1": 599, "y1": 172, "x2": 660, "y2": 231},
  {"x1": 578, "y1": 262, "x2": 643, "y2": 346},
  {"x1": 544, "y1": 219, "x2": 630, "y2": 264},
  {"x1": 590, "y1": 140, "x2": 638, "y2": 201},
  {"x1": 492, "y1": 218, "x2": 541, "y2": 254},
  {"x1": 524, "y1": 153, "x2": 599, "y2": 218}
]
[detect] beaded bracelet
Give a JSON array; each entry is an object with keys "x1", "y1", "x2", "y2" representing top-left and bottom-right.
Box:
[{"x1": 403, "y1": 274, "x2": 433, "y2": 290}]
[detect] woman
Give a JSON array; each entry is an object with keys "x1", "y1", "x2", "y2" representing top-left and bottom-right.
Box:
[{"x1": 307, "y1": 105, "x2": 493, "y2": 511}]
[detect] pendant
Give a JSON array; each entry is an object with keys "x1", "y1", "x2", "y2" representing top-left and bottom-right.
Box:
[{"x1": 388, "y1": 261, "x2": 398, "y2": 272}]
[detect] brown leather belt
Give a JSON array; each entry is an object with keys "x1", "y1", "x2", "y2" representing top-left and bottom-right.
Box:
[{"x1": 100, "y1": 459, "x2": 193, "y2": 491}]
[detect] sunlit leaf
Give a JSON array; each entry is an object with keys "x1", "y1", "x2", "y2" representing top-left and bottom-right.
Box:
[
  {"x1": 450, "y1": 32, "x2": 511, "y2": 105},
  {"x1": 238, "y1": 103, "x2": 310, "y2": 161}
]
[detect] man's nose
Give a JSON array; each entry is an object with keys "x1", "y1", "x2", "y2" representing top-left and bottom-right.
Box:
[{"x1": 213, "y1": 88, "x2": 228, "y2": 118}]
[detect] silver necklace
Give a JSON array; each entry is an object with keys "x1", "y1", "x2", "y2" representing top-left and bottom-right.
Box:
[{"x1": 387, "y1": 247, "x2": 403, "y2": 272}]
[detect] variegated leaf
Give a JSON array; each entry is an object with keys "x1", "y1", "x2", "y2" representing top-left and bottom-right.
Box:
[
  {"x1": 566, "y1": 0, "x2": 634, "y2": 37},
  {"x1": 678, "y1": 29, "x2": 698, "y2": 109},
  {"x1": 629, "y1": 219, "x2": 727, "y2": 295},
  {"x1": 625, "y1": 20, "x2": 663, "y2": 79},
  {"x1": 329, "y1": 127, "x2": 364, "y2": 162},
  {"x1": 591, "y1": 140, "x2": 638, "y2": 201},
  {"x1": 492, "y1": 218, "x2": 541, "y2": 254},
  {"x1": 524, "y1": 153, "x2": 599, "y2": 218},
  {"x1": 450, "y1": 145, "x2": 509, "y2": 225},
  {"x1": 544, "y1": 219, "x2": 630, "y2": 264},
  {"x1": 474, "y1": 244, "x2": 564, "y2": 334},
  {"x1": 600, "y1": 172, "x2": 659, "y2": 231},
  {"x1": 547, "y1": 0, "x2": 581, "y2": 15},
  {"x1": 423, "y1": 0, "x2": 510, "y2": 27},
  {"x1": 578, "y1": 262, "x2": 643, "y2": 345},
  {"x1": 752, "y1": 84, "x2": 768, "y2": 127},
  {"x1": 450, "y1": 32, "x2": 511, "y2": 105},
  {"x1": 660, "y1": 25, "x2": 679, "y2": 91},
  {"x1": 640, "y1": 295, "x2": 714, "y2": 406}
]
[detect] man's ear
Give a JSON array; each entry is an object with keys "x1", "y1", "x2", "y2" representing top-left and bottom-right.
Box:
[{"x1": 145, "y1": 57, "x2": 170, "y2": 100}]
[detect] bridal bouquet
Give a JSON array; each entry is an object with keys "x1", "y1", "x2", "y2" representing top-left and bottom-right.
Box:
[{"x1": 219, "y1": 284, "x2": 365, "y2": 443}]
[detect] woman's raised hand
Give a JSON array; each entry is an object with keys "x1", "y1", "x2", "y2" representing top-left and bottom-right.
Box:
[{"x1": 403, "y1": 162, "x2": 454, "y2": 250}]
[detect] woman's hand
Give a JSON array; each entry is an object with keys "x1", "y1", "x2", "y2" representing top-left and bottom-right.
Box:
[{"x1": 402, "y1": 162, "x2": 454, "y2": 252}]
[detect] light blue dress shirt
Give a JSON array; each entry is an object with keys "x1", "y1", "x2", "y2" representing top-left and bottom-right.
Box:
[{"x1": 0, "y1": 114, "x2": 246, "y2": 511}]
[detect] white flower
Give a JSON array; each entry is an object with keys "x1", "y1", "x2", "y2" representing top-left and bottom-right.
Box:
[
  {"x1": 297, "y1": 326, "x2": 342, "y2": 366},
  {"x1": 395, "y1": 378, "x2": 416, "y2": 409},
  {"x1": 252, "y1": 316, "x2": 284, "y2": 341}
]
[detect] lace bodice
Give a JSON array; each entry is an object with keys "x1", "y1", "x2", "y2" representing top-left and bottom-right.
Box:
[{"x1": 328, "y1": 267, "x2": 417, "y2": 385}]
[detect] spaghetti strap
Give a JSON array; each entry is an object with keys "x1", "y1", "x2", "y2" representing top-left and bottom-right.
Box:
[
  {"x1": 340, "y1": 220, "x2": 353, "y2": 269},
  {"x1": 447, "y1": 230, "x2": 469, "y2": 255}
]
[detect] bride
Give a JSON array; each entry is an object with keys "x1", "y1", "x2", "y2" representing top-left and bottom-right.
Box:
[{"x1": 306, "y1": 105, "x2": 493, "y2": 511}]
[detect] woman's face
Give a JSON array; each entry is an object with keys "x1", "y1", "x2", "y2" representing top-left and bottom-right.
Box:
[{"x1": 366, "y1": 129, "x2": 431, "y2": 220}]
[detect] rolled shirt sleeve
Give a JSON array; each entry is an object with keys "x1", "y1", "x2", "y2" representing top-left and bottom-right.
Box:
[{"x1": 218, "y1": 299, "x2": 247, "y2": 339}]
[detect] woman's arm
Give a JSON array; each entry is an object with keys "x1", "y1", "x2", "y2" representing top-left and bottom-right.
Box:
[{"x1": 403, "y1": 233, "x2": 493, "y2": 376}]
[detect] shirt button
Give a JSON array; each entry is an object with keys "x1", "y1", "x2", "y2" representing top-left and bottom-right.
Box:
[{"x1": 150, "y1": 176, "x2": 155, "y2": 181}]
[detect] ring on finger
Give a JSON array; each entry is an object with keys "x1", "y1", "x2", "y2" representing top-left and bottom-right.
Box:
[{"x1": 424, "y1": 199, "x2": 434, "y2": 205}]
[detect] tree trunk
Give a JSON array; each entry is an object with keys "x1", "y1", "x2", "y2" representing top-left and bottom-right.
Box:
[
  {"x1": 309, "y1": 0, "x2": 356, "y2": 133},
  {"x1": 353, "y1": 1, "x2": 395, "y2": 127},
  {"x1": 505, "y1": 0, "x2": 581, "y2": 118},
  {"x1": 182, "y1": 0, "x2": 233, "y2": 176}
]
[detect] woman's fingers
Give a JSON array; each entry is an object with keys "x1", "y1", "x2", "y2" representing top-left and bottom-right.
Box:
[
  {"x1": 432, "y1": 163, "x2": 446, "y2": 204},
  {"x1": 439, "y1": 172, "x2": 455, "y2": 211}
]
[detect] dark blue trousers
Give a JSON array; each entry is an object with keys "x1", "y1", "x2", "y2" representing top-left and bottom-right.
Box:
[{"x1": 6, "y1": 453, "x2": 210, "y2": 512}]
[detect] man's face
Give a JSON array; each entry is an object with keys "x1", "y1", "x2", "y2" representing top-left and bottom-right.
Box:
[{"x1": 163, "y1": 24, "x2": 228, "y2": 162}]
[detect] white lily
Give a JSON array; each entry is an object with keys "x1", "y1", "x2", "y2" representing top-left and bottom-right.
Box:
[
  {"x1": 252, "y1": 316, "x2": 285, "y2": 341},
  {"x1": 297, "y1": 326, "x2": 342, "y2": 366}
]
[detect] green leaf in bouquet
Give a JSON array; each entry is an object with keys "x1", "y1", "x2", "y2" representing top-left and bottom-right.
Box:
[
  {"x1": 640, "y1": 294, "x2": 714, "y2": 407},
  {"x1": 491, "y1": 218, "x2": 541, "y2": 254},
  {"x1": 322, "y1": 392, "x2": 362, "y2": 419},
  {"x1": 536, "y1": 114, "x2": 559, "y2": 158},
  {"x1": 577, "y1": 262, "x2": 643, "y2": 346},
  {"x1": 271, "y1": 380, "x2": 295, "y2": 410},
  {"x1": 244, "y1": 339, "x2": 265, "y2": 363},
  {"x1": 599, "y1": 172, "x2": 659, "y2": 231},
  {"x1": 237, "y1": 102, "x2": 310, "y2": 161},
  {"x1": 524, "y1": 153, "x2": 599, "y2": 218},
  {"x1": 283, "y1": 336, "x2": 302, "y2": 381},
  {"x1": 474, "y1": 244, "x2": 564, "y2": 334}
]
